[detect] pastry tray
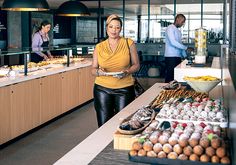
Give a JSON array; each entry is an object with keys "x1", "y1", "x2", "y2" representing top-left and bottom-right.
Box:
[{"x1": 129, "y1": 154, "x2": 229, "y2": 165}]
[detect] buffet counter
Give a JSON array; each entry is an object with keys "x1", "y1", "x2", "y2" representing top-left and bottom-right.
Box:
[
  {"x1": 54, "y1": 83, "x2": 222, "y2": 165},
  {"x1": 0, "y1": 59, "x2": 94, "y2": 145},
  {"x1": 174, "y1": 57, "x2": 231, "y2": 85}
]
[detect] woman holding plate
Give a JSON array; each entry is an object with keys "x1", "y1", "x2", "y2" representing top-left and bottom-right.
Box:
[{"x1": 91, "y1": 14, "x2": 140, "y2": 127}]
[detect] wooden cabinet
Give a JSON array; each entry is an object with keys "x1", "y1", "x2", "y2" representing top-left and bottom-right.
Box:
[
  {"x1": 40, "y1": 74, "x2": 62, "y2": 123},
  {"x1": 10, "y1": 79, "x2": 41, "y2": 139},
  {"x1": 61, "y1": 70, "x2": 80, "y2": 113},
  {"x1": 0, "y1": 85, "x2": 11, "y2": 144}
]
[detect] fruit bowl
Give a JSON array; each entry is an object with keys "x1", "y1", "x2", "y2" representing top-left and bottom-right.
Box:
[{"x1": 184, "y1": 78, "x2": 222, "y2": 93}]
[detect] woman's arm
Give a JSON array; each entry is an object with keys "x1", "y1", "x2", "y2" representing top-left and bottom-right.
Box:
[
  {"x1": 91, "y1": 48, "x2": 106, "y2": 76},
  {"x1": 124, "y1": 42, "x2": 140, "y2": 74}
]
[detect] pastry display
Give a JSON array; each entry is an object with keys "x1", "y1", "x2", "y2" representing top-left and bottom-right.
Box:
[{"x1": 118, "y1": 107, "x2": 155, "y2": 134}]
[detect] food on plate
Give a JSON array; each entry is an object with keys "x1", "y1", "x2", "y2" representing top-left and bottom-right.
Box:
[
  {"x1": 216, "y1": 147, "x2": 226, "y2": 158},
  {"x1": 173, "y1": 144, "x2": 183, "y2": 155},
  {"x1": 189, "y1": 138, "x2": 199, "y2": 147},
  {"x1": 211, "y1": 137, "x2": 221, "y2": 149},
  {"x1": 184, "y1": 75, "x2": 220, "y2": 81},
  {"x1": 137, "y1": 149, "x2": 146, "y2": 156},
  {"x1": 163, "y1": 143, "x2": 172, "y2": 154},
  {"x1": 183, "y1": 146, "x2": 193, "y2": 156},
  {"x1": 143, "y1": 141, "x2": 153, "y2": 152},
  {"x1": 205, "y1": 146, "x2": 216, "y2": 157},
  {"x1": 211, "y1": 155, "x2": 220, "y2": 163},
  {"x1": 157, "y1": 151, "x2": 167, "y2": 158},
  {"x1": 199, "y1": 137, "x2": 210, "y2": 148},
  {"x1": 220, "y1": 156, "x2": 230, "y2": 164}
]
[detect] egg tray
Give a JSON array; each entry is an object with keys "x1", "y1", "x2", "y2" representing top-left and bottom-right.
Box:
[{"x1": 128, "y1": 154, "x2": 230, "y2": 165}]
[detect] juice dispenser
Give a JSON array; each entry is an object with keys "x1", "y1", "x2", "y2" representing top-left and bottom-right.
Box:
[{"x1": 194, "y1": 27, "x2": 208, "y2": 64}]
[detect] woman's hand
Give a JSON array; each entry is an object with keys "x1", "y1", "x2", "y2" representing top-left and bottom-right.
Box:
[{"x1": 96, "y1": 68, "x2": 106, "y2": 76}]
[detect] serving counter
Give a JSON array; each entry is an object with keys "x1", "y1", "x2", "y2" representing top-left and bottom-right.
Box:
[
  {"x1": 54, "y1": 83, "x2": 224, "y2": 165},
  {"x1": 0, "y1": 59, "x2": 94, "y2": 145}
]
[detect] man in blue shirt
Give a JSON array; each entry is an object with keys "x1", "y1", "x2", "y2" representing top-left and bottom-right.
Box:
[{"x1": 164, "y1": 14, "x2": 193, "y2": 83}]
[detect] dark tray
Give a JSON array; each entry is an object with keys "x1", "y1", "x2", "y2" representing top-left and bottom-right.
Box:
[{"x1": 129, "y1": 155, "x2": 229, "y2": 165}]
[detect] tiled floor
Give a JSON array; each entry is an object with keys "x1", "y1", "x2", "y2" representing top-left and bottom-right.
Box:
[{"x1": 0, "y1": 78, "x2": 163, "y2": 165}]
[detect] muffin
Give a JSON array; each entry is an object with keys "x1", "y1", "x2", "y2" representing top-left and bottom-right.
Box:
[
  {"x1": 132, "y1": 141, "x2": 143, "y2": 151},
  {"x1": 143, "y1": 141, "x2": 153, "y2": 152},
  {"x1": 183, "y1": 146, "x2": 193, "y2": 156},
  {"x1": 153, "y1": 143, "x2": 162, "y2": 153},
  {"x1": 205, "y1": 146, "x2": 216, "y2": 157},
  {"x1": 163, "y1": 143, "x2": 172, "y2": 154},
  {"x1": 168, "y1": 152, "x2": 178, "y2": 159},
  {"x1": 216, "y1": 147, "x2": 226, "y2": 158},
  {"x1": 178, "y1": 154, "x2": 188, "y2": 160},
  {"x1": 193, "y1": 145, "x2": 204, "y2": 156},
  {"x1": 200, "y1": 154, "x2": 210, "y2": 162},
  {"x1": 189, "y1": 154, "x2": 200, "y2": 161},
  {"x1": 173, "y1": 144, "x2": 183, "y2": 155},
  {"x1": 211, "y1": 155, "x2": 220, "y2": 163},
  {"x1": 158, "y1": 151, "x2": 167, "y2": 158},
  {"x1": 178, "y1": 137, "x2": 189, "y2": 147}
]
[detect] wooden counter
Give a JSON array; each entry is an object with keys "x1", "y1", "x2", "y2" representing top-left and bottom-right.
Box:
[{"x1": 0, "y1": 60, "x2": 94, "y2": 145}]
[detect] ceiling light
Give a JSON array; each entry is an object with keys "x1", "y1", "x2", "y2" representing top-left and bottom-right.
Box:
[
  {"x1": 2, "y1": 0, "x2": 49, "y2": 11},
  {"x1": 57, "y1": 0, "x2": 90, "y2": 17}
]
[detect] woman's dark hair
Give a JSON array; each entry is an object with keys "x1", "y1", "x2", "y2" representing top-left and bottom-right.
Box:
[{"x1": 37, "y1": 20, "x2": 51, "y2": 32}]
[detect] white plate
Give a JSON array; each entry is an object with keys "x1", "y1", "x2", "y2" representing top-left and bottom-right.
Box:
[{"x1": 105, "y1": 72, "x2": 123, "y2": 76}]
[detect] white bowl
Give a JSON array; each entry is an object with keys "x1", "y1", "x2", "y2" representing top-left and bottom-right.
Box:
[{"x1": 185, "y1": 79, "x2": 222, "y2": 93}]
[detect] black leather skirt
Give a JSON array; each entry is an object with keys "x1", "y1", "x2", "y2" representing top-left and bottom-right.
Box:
[{"x1": 93, "y1": 84, "x2": 135, "y2": 127}]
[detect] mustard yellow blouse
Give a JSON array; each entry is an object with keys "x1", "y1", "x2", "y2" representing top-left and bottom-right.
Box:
[{"x1": 95, "y1": 37, "x2": 134, "y2": 89}]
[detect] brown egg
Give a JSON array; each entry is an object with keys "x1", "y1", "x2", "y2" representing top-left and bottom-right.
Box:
[
  {"x1": 189, "y1": 154, "x2": 200, "y2": 161},
  {"x1": 173, "y1": 144, "x2": 183, "y2": 155},
  {"x1": 147, "y1": 151, "x2": 157, "y2": 157},
  {"x1": 200, "y1": 154, "x2": 210, "y2": 162},
  {"x1": 153, "y1": 143, "x2": 163, "y2": 153},
  {"x1": 183, "y1": 146, "x2": 193, "y2": 156},
  {"x1": 199, "y1": 137, "x2": 210, "y2": 148},
  {"x1": 193, "y1": 145, "x2": 204, "y2": 156},
  {"x1": 168, "y1": 136, "x2": 178, "y2": 146},
  {"x1": 211, "y1": 137, "x2": 221, "y2": 149},
  {"x1": 178, "y1": 154, "x2": 188, "y2": 160},
  {"x1": 158, "y1": 151, "x2": 167, "y2": 158},
  {"x1": 189, "y1": 138, "x2": 199, "y2": 147},
  {"x1": 205, "y1": 146, "x2": 216, "y2": 157},
  {"x1": 178, "y1": 138, "x2": 189, "y2": 147},
  {"x1": 168, "y1": 152, "x2": 178, "y2": 159},
  {"x1": 138, "y1": 149, "x2": 146, "y2": 156},
  {"x1": 216, "y1": 147, "x2": 226, "y2": 158},
  {"x1": 211, "y1": 155, "x2": 220, "y2": 163},
  {"x1": 163, "y1": 143, "x2": 172, "y2": 154},
  {"x1": 143, "y1": 141, "x2": 153, "y2": 152},
  {"x1": 132, "y1": 141, "x2": 143, "y2": 151},
  {"x1": 129, "y1": 150, "x2": 137, "y2": 156},
  {"x1": 221, "y1": 156, "x2": 230, "y2": 164}
]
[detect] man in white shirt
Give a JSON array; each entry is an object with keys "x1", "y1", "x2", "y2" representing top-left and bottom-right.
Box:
[{"x1": 164, "y1": 14, "x2": 193, "y2": 83}]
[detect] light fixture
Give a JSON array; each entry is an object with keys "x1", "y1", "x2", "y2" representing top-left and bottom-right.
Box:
[
  {"x1": 2, "y1": 0, "x2": 49, "y2": 11},
  {"x1": 57, "y1": 0, "x2": 90, "y2": 17}
]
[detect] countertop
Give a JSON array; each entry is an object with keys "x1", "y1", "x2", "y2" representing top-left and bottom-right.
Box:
[{"x1": 0, "y1": 59, "x2": 92, "y2": 88}]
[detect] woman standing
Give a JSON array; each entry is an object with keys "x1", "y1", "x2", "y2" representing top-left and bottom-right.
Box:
[
  {"x1": 92, "y1": 14, "x2": 140, "y2": 127},
  {"x1": 31, "y1": 20, "x2": 53, "y2": 63}
]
